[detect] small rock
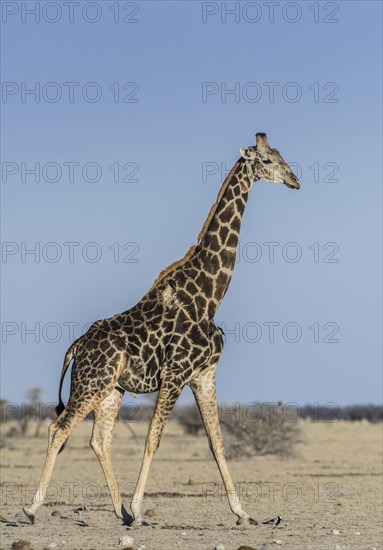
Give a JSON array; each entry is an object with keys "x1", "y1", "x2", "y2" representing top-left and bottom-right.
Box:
[
  {"x1": 11, "y1": 542, "x2": 32, "y2": 550},
  {"x1": 354, "y1": 531, "x2": 361, "y2": 535},
  {"x1": 334, "y1": 545, "x2": 342, "y2": 550},
  {"x1": 51, "y1": 511, "x2": 60, "y2": 517},
  {"x1": 187, "y1": 478, "x2": 198, "y2": 485},
  {"x1": 273, "y1": 540, "x2": 282, "y2": 545},
  {"x1": 182, "y1": 532, "x2": 187, "y2": 536},
  {"x1": 144, "y1": 509, "x2": 156, "y2": 518},
  {"x1": 213, "y1": 545, "x2": 225, "y2": 550},
  {"x1": 331, "y1": 529, "x2": 340, "y2": 535},
  {"x1": 47, "y1": 544, "x2": 57, "y2": 549},
  {"x1": 74, "y1": 505, "x2": 86, "y2": 514},
  {"x1": 119, "y1": 535, "x2": 135, "y2": 549},
  {"x1": 237, "y1": 546, "x2": 258, "y2": 550}
]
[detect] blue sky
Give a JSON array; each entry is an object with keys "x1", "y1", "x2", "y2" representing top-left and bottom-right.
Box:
[{"x1": 1, "y1": 1, "x2": 382, "y2": 408}]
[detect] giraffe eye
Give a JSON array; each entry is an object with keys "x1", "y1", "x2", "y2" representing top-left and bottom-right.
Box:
[{"x1": 262, "y1": 159, "x2": 272, "y2": 165}]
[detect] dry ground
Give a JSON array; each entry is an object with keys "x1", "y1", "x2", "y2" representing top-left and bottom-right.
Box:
[{"x1": 0, "y1": 419, "x2": 382, "y2": 550}]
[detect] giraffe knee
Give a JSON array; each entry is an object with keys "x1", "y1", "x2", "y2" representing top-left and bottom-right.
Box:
[
  {"x1": 48, "y1": 418, "x2": 59, "y2": 433},
  {"x1": 48, "y1": 420, "x2": 61, "y2": 443},
  {"x1": 90, "y1": 434, "x2": 103, "y2": 456},
  {"x1": 49, "y1": 426, "x2": 69, "y2": 451},
  {"x1": 145, "y1": 423, "x2": 164, "y2": 455},
  {"x1": 49, "y1": 411, "x2": 77, "y2": 450},
  {"x1": 90, "y1": 431, "x2": 110, "y2": 457}
]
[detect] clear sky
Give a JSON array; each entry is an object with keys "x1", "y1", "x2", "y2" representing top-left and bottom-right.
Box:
[{"x1": 1, "y1": 1, "x2": 382, "y2": 409}]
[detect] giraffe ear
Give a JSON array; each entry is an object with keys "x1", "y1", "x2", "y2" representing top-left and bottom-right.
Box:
[{"x1": 240, "y1": 147, "x2": 257, "y2": 160}]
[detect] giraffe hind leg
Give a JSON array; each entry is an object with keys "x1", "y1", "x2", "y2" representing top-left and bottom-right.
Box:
[
  {"x1": 23, "y1": 349, "x2": 125, "y2": 523},
  {"x1": 23, "y1": 404, "x2": 93, "y2": 523},
  {"x1": 90, "y1": 388, "x2": 132, "y2": 523}
]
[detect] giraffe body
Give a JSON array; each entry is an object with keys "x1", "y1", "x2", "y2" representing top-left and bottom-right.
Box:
[{"x1": 23, "y1": 133, "x2": 300, "y2": 526}]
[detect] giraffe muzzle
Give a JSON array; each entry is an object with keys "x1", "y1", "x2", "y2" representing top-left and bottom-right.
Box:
[
  {"x1": 283, "y1": 175, "x2": 300, "y2": 190},
  {"x1": 284, "y1": 180, "x2": 300, "y2": 190}
]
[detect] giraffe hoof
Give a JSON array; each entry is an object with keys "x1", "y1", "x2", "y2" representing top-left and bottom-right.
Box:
[
  {"x1": 118, "y1": 505, "x2": 133, "y2": 525},
  {"x1": 236, "y1": 516, "x2": 258, "y2": 526},
  {"x1": 23, "y1": 507, "x2": 35, "y2": 524}
]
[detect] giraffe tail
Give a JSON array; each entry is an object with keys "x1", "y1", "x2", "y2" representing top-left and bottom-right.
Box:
[{"x1": 55, "y1": 341, "x2": 78, "y2": 453}]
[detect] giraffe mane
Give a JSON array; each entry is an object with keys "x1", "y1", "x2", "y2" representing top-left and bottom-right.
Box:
[
  {"x1": 149, "y1": 244, "x2": 197, "y2": 290},
  {"x1": 149, "y1": 161, "x2": 241, "y2": 290}
]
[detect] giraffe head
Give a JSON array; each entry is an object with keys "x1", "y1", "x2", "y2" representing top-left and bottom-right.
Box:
[{"x1": 240, "y1": 133, "x2": 300, "y2": 190}]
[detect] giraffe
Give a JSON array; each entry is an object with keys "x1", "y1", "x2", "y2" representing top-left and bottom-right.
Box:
[{"x1": 23, "y1": 132, "x2": 300, "y2": 527}]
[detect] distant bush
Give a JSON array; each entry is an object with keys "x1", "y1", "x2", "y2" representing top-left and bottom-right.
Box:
[
  {"x1": 118, "y1": 403, "x2": 154, "y2": 423},
  {"x1": 0, "y1": 389, "x2": 55, "y2": 438},
  {"x1": 175, "y1": 401, "x2": 302, "y2": 457},
  {"x1": 220, "y1": 402, "x2": 303, "y2": 458},
  {"x1": 301, "y1": 404, "x2": 382, "y2": 423},
  {"x1": 339, "y1": 404, "x2": 382, "y2": 422},
  {"x1": 174, "y1": 404, "x2": 205, "y2": 435}
]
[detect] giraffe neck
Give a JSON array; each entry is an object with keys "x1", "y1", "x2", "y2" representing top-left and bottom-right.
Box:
[{"x1": 189, "y1": 159, "x2": 257, "y2": 318}]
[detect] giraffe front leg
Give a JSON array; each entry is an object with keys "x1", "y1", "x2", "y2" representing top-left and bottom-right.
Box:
[
  {"x1": 90, "y1": 388, "x2": 132, "y2": 524},
  {"x1": 129, "y1": 379, "x2": 183, "y2": 526},
  {"x1": 189, "y1": 364, "x2": 258, "y2": 526}
]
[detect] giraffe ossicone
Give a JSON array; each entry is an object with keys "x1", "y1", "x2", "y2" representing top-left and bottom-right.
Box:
[{"x1": 23, "y1": 133, "x2": 300, "y2": 527}]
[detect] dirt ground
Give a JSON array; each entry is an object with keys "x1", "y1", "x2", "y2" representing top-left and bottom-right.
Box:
[{"x1": 0, "y1": 418, "x2": 382, "y2": 550}]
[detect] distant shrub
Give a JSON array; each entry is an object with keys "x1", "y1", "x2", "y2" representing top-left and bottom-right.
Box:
[
  {"x1": 301, "y1": 404, "x2": 382, "y2": 423},
  {"x1": 175, "y1": 404, "x2": 205, "y2": 435},
  {"x1": 175, "y1": 401, "x2": 302, "y2": 457},
  {"x1": 0, "y1": 388, "x2": 54, "y2": 438},
  {"x1": 339, "y1": 404, "x2": 382, "y2": 422},
  {"x1": 119, "y1": 403, "x2": 154, "y2": 423},
  {"x1": 220, "y1": 402, "x2": 302, "y2": 458}
]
